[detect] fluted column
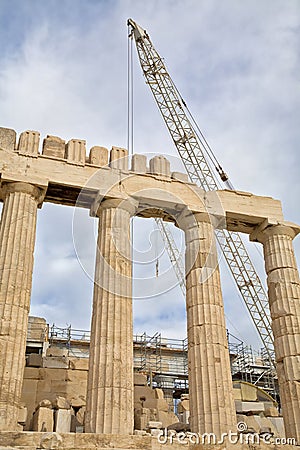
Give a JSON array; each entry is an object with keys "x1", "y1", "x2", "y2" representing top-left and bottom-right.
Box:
[
  {"x1": 256, "y1": 224, "x2": 300, "y2": 441},
  {"x1": 0, "y1": 182, "x2": 43, "y2": 430},
  {"x1": 184, "y1": 213, "x2": 236, "y2": 436},
  {"x1": 86, "y1": 198, "x2": 136, "y2": 434}
]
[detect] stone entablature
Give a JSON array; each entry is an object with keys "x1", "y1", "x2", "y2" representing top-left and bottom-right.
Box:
[{"x1": 0, "y1": 127, "x2": 299, "y2": 443}]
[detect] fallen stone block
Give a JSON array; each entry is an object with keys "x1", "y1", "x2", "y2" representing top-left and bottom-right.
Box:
[
  {"x1": 55, "y1": 408, "x2": 71, "y2": 432},
  {"x1": 134, "y1": 429, "x2": 147, "y2": 436},
  {"x1": 53, "y1": 396, "x2": 71, "y2": 410},
  {"x1": 154, "y1": 388, "x2": 164, "y2": 399},
  {"x1": 147, "y1": 420, "x2": 162, "y2": 429},
  {"x1": 158, "y1": 410, "x2": 179, "y2": 429},
  {"x1": 265, "y1": 406, "x2": 279, "y2": 417},
  {"x1": 134, "y1": 373, "x2": 147, "y2": 386},
  {"x1": 233, "y1": 387, "x2": 242, "y2": 400},
  {"x1": 150, "y1": 429, "x2": 162, "y2": 437},
  {"x1": 177, "y1": 399, "x2": 189, "y2": 413},
  {"x1": 269, "y1": 417, "x2": 286, "y2": 438},
  {"x1": 39, "y1": 399, "x2": 52, "y2": 409},
  {"x1": 32, "y1": 407, "x2": 54, "y2": 432},
  {"x1": 235, "y1": 400, "x2": 265, "y2": 414},
  {"x1": 18, "y1": 406, "x2": 27, "y2": 425},
  {"x1": 241, "y1": 383, "x2": 257, "y2": 401}
]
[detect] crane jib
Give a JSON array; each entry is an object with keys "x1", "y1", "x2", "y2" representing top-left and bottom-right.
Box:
[{"x1": 128, "y1": 18, "x2": 275, "y2": 367}]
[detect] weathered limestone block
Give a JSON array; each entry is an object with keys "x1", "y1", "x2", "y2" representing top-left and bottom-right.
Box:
[
  {"x1": 46, "y1": 347, "x2": 68, "y2": 357},
  {"x1": 32, "y1": 407, "x2": 54, "y2": 432},
  {"x1": 70, "y1": 395, "x2": 86, "y2": 408},
  {"x1": 109, "y1": 146, "x2": 128, "y2": 170},
  {"x1": 149, "y1": 155, "x2": 170, "y2": 177},
  {"x1": 17, "y1": 130, "x2": 40, "y2": 156},
  {"x1": 68, "y1": 357, "x2": 89, "y2": 370},
  {"x1": 143, "y1": 399, "x2": 169, "y2": 412},
  {"x1": 53, "y1": 396, "x2": 70, "y2": 410},
  {"x1": 150, "y1": 428, "x2": 162, "y2": 437},
  {"x1": 17, "y1": 406, "x2": 27, "y2": 425},
  {"x1": 253, "y1": 416, "x2": 277, "y2": 435},
  {"x1": 42, "y1": 357, "x2": 69, "y2": 369},
  {"x1": 238, "y1": 415, "x2": 260, "y2": 433},
  {"x1": 240, "y1": 383, "x2": 257, "y2": 401},
  {"x1": 42, "y1": 135, "x2": 65, "y2": 159},
  {"x1": 0, "y1": 127, "x2": 16, "y2": 151},
  {"x1": 76, "y1": 406, "x2": 85, "y2": 425},
  {"x1": 89, "y1": 146, "x2": 109, "y2": 166},
  {"x1": 65, "y1": 139, "x2": 86, "y2": 165},
  {"x1": 134, "y1": 373, "x2": 147, "y2": 386},
  {"x1": 134, "y1": 408, "x2": 150, "y2": 430},
  {"x1": 134, "y1": 429, "x2": 148, "y2": 435},
  {"x1": 39, "y1": 432, "x2": 62, "y2": 449},
  {"x1": 134, "y1": 385, "x2": 156, "y2": 407},
  {"x1": 182, "y1": 410, "x2": 190, "y2": 425},
  {"x1": 39, "y1": 399, "x2": 52, "y2": 408},
  {"x1": 157, "y1": 411, "x2": 179, "y2": 429},
  {"x1": 265, "y1": 406, "x2": 279, "y2": 417},
  {"x1": 54, "y1": 409, "x2": 71, "y2": 432},
  {"x1": 235, "y1": 401, "x2": 265, "y2": 414},
  {"x1": 26, "y1": 354, "x2": 43, "y2": 368},
  {"x1": 0, "y1": 182, "x2": 44, "y2": 431},
  {"x1": 171, "y1": 171, "x2": 189, "y2": 182},
  {"x1": 269, "y1": 417, "x2": 286, "y2": 437},
  {"x1": 147, "y1": 421, "x2": 162, "y2": 429},
  {"x1": 233, "y1": 388, "x2": 242, "y2": 400},
  {"x1": 177, "y1": 400, "x2": 189, "y2": 413},
  {"x1": 27, "y1": 316, "x2": 47, "y2": 341},
  {"x1": 131, "y1": 154, "x2": 147, "y2": 173}
]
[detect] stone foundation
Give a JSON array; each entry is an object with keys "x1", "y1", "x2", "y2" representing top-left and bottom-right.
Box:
[{"x1": 0, "y1": 431, "x2": 298, "y2": 450}]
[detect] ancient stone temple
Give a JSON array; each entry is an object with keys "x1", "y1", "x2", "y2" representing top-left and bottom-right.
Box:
[{"x1": 0, "y1": 127, "x2": 299, "y2": 449}]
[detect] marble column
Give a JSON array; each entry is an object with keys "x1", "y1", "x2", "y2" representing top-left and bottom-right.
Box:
[
  {"x1": 184, "y1": 213, "x2": 236, "y2": 436},
  {"x1": 86, "y1": 198, "x2": 136, "y2": 434},
  {"x1": 256, "y1": 224, "x2": 300, "y2": 441},
  {"x1": 0, "y1": 182, "x2": 43, "y2": 430}
]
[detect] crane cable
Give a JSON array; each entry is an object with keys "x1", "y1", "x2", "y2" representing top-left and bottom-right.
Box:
[
  {"x1": 169, "y1": 72, "x2": 233, "y2": 188},
  {"x1": 128, "y1": 26, "x2": 160, "y2": 278},
  {"x1": 127, "y1": 26, "x2": 134, "y2": 155}
]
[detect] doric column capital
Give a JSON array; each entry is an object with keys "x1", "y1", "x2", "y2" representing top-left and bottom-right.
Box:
[
  {"x1": 250, "y1": 220, "x2": 300, "y2": 244},
  {"x1": 176, "y1": 207, "x2": 211, "y2": 232},
  {"x1": 91, "y1": 196, "x2": 139, "y2": 218},
  {"x1": 1, "y1": 181, "x2": 46, "y2": 207}
]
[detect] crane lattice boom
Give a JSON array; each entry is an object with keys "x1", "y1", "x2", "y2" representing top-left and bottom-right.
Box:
[{"x1": 128, "y1": 18, "x2": 275, "y2": 364}]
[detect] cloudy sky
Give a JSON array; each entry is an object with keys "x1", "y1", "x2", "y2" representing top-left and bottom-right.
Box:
[{"x1": 0, "y1": 0, "x2": 299, "y2": 350}]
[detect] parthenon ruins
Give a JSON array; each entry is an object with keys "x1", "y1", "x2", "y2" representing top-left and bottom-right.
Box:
[{"x1": 0, "y1": 127, "x2": 299, "y2": 449}]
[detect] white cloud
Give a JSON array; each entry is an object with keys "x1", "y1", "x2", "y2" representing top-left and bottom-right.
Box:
[{"x1": 0, "y1": 0, "x2": 299, "y2": 350}]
